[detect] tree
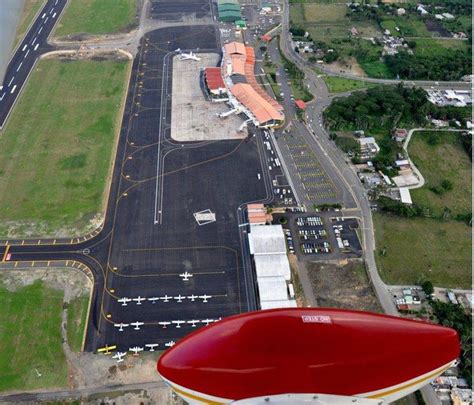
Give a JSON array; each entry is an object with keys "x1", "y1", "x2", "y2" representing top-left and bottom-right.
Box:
[{"x1": 421, "y1": 280, "x2": 434, "y2": 297}]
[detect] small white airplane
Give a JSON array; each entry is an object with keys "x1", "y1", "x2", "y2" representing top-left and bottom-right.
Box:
[
  {"x1": 112, "y1": 352, "x2": 127, "y2": 363},
  {"x1": 159, "y1": 321, "x2": 171, "y2": 329},
  {"x1": 148, "y1": 297, "x2": 160, "y2": 304},
  {"x1": 178, "y1": 51, "x2": 201, "y2": 61},
  {"x1": 174, "y1": 294, "x2": 185, "y2": 303},
  {"x1": 202, "y1": 318, "x2": 215, "y2": 326},
  {"x1": 187, "y1": 319, "x2": 200, "y2": 327},
  {"x1": 165, "y1": 341, "x2": 176, "y2": 348},
  {"x1": 172, "y1": 320, "x2": 186, "y2": 328},
  {"x1": 129, "y1": 346, "x2": 144, "y2": 355},
  {"x1": 145, "y1": 343, "x2": 159, "y2": 352},
  {"x1": 133, "y1": 296, "x2": 146, "y2": 305},
  {"x1": 114, "y1": 322, "x2": 130, "y2": 332},
  {"x1": 179, "y1": 271, "x2": 193, "y2": 281},
  {"x1": 187, "y1": 294, "x2": 198, "y2": 302},
  {"x1": 199, "y1": 294, "x2": 212, "y2": 303},
  {"x1": 131, "y1": 321, "x2": 144, "y2": 330},
  {"x1": 160, "y1": 294, "x2": 172, "y2": 303},
  {"x1": 117, "y1": 297, "x2": 132, "y2": 306}
]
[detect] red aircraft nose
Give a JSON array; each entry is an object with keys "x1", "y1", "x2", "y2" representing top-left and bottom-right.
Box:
[{"x1": 158, "y1": 308, "x2": 459, "y2": 402}]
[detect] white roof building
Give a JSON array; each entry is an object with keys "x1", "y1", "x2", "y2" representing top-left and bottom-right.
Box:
[
  {"x1": 254, "y1": 254, "x2": 291, "y2": 280},
  {"x1": 258, "y1": 277, "x2": 289, "y2": 302},
  {"x1": 248, "y1": 224, "x2": 287, "y2": 255},
  {"x1": 260, "y1": 299, "x2": 297, "y2": 309}
]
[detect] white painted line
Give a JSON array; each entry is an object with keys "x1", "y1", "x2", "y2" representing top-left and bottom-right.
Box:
[
  {"x1": 10, "y1": 85, "x2": 17, "y2": 94},
  {"x1": 44, "y1": 17, "x2": 49, "y2": 24},
  {"x1": 38, "y1": 27, "x2": 43, "y2": 34},
  {"x1": 34, "y1": 44, "x2": 39, "y2": 51},
  {"x1": 32, "y1": 37, "x2": 37, "y2": 45},
  {"x1": 8, "y1": 77, "x2": 14, "y2": 86},
  {"x1": 52, "y1": 12, "x2": 57, "y2": 18},
  {"x1": 24, "y1": 49, "x2": 30, "y2": 58},
  {"x1": 16, "y1": 62, "x2": 22, "y2": 72},
  {"x1": 0, "y1": 93, "x2": 5, "y2": 101},
  {"x1": 50, "y1": 8, "x2": 54, "y2": 14},
  {"x1": 41, "y1": 13, "x2": 46, "y2": 19},
  {"x1": 55, "y1": 0, "x2": 58, "y2": 4},
  {"x1": 22, "y1": 44, "x2": 27, "y2": 51}
]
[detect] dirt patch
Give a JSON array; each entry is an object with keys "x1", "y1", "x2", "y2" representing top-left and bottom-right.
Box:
[
  {"x1": 324, "y1": 57, "x2": 367, "y2": 77},
  {"x1": 0, "y1": 267, "x2": 91, "y2": 302},
  {"x1": 307, "y1": 260, "x2": 382, "y2": 312}
]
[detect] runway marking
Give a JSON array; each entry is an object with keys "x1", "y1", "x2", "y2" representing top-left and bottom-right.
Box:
[
  {"x1": 22, "y1": 44, "x2": 27, "y2": 51},
  {"x1": 194, "y1": 209, "x2": 216, "y2": 226},
  {"x1": 8, "y1": 77, "x2": 14, "y2": 86},
  {"x1": 10, "y1": 85, "x2": 17, "y2": 94},
  {"x1": 38, "y1": 27, "x2": 43, "y2": 34},
  {"x1": 24, "y1": 49, "x2": 30, "y2": 58},
  {"x1": 16, "y1": 62, "x2": 22, "y2": 72},
  {"x1": 0, "y1": 93, "x2": 5, "y2": 101},
  {"x1": 34, "y1": 44, "x2": 39, "y2": 51}
]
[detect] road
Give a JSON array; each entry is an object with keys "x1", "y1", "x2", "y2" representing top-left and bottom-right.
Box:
[{"x1": 0, "y1": 0, "x2": 67, "y2": 129}]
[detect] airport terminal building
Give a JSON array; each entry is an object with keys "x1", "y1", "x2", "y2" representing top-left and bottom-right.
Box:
[{"x1": 203, "y1": 41, "x2": 285, "y2": 128}]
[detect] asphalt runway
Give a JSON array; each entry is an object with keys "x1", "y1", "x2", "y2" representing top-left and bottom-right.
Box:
[{"x1": 0, "y1": 0, "x2": 67, "y2": 129}]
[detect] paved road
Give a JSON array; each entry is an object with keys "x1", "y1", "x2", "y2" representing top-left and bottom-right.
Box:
[{"x1": 0, "y1": 0, "x2": 67, "y2": 129}]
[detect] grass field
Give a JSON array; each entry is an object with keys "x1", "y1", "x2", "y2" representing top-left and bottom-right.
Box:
[
  {"x1": 0, "y1": 280, "x2": 67, "y2": 392},
  {"x1": 409, "y1": 131, "x2": 471, "y2": 218},
  {"x1": 67, "y1": 295, "x2": 89, "y2": 352},
  {"x1": 414, "y1": 38, "x2": 470, "y2": 57},
  {"x1": 322, "y1": 75, "x2": 375, "y2": 93},
  {"x1": 54, "y1": 0, "x2": 138, "y2": 37},
  {"x1": 374, "y1": 214, "x2": 471, "y2": 288},
  {"x1": 14, "y1": 0, "x2": 46, "y2": 48},
  {"x1": 380, "y1": 16, "x2": 432, "y2": 38},
  {"x1": 0, "y1": 58, "x2": 130, "y2": 238}
]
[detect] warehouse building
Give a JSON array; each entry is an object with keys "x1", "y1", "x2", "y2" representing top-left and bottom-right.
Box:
[{"x1": 217, "y1": 0, "x2": 242, "y2": 22}]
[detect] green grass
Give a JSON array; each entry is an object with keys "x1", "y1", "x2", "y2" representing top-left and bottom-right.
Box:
[
  {"x1": 323, "y1": 75, "x2": 375, "y2": 93},
  {"x1": 14, "y1": 0, "x2": 46, "y2": 48},
  {"x1": 0, "y1": 59, "x2": 130, "y2": 238},
  {"x1": 0, "y1": 280, "x2": 68, "y2": 392},
  {"x1": 67, "y1": 295, "x2": 89, "y2": 352},
  {"x1": 54, "y1": 0, "x2": 138, "y2": 37},
  {"x1": 380, "y1": 16, "x2": 432, "y2": 38},
  {"x1": 374, "y1": 214, "x2": 472, "y2": 288},
  {"x1": 413, "y1": 38, "x2": 470, "y2": 57},
  {"x1": 359, "y1": 60, "x2": 392, "y2": 78},
  {"x1": 409, "y1": 131, "x2": 471, "y2": 218}
]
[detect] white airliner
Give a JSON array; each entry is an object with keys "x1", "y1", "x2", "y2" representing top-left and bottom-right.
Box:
[
  {"x1": 187, "y1": 294, "x2": 198, "y2": 302},
  {"x1": 131, "y1": 321, "x2": 144, "y2": 330},
  {"x1": 114, "y1": 322, "x2": 130, "y2": 332},
  {"x1": 161, "y1": 295, "x2": 172, "y2": 303},
  {"x1": 148, "y1": 297, "x2": 160, "y2": 304},
  {"x1": 159, "y1": 321, "x2": 171, "y2": 329},
  {"x1": 129, "y1": 346, "x2": 144, "y2": 355},
  {"x1": 117, "y1": 297, "x2": 132, "y2": 306},
  {"x1": 178, "y1": 51, "x2": 201, "y2": 61},
  {"x1": 187, "y1": 319, "x2": 200, "y2": 327},
  {"x1": 172, "y1": 320, "x2": 186, "y2": 328},
  {"x1": 202, "y1": 318, "x2": 215, "y2": 326},
  {"x1": 165, "y1": 341, "x2": 176, "y2": 348},
  {"x1": 174, "y1": 294, "x2": 185, "y2": 303},
  {"x1": 133, "y1": 296, "x2": 146, "y2": 305},
  {"x1": 179, "y1": 271, "x2": 193, "y2": 281},
  {"x1": 199, "y1": 294, "x2": 212, "y2": 303},
  {"x1": 145, "y1": 343, "x2": 159, "y2": 352},
  {"x1": 112, "y1": 352, "x2": 127, "y2": 363}
]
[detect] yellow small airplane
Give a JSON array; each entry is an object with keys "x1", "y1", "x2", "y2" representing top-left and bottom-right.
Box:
[{"x1": 97, "y1": 344, "x2": 117, "y2": 355}]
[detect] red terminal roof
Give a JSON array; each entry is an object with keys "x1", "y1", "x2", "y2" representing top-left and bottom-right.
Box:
[
  {"x1": 204, "y1": 67, "x2": 225, "y2": 90},
  {"x1": 260, "y1": 34, "x2": 272, "y2": 42},
  {"x1": 158, "y1": 308, "x2": 460, "y2": 401},
  {"x1": 295, "y1": 99, "x2": 306, "y2": 110}
]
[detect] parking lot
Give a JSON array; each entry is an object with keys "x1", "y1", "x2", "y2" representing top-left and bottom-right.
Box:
[
  {"x1": 275, "y1": 212, "x2": 362, "y2": 261},
  {"x1": 282, "y1": 130, "x2": 339, "y2": 205}
]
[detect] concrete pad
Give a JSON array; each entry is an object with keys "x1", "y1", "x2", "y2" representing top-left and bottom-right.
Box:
[{"x1": 171, "y1": 53, "x2": 247, "y2": 142}]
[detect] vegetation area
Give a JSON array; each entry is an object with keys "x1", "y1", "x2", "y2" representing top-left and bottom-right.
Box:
[
  {"x1": 0, "y1": 59, "x2": 130, "y2": 238},
  {"x1": 278, "y1": 38, "x2": 313, "y2": 102},
  {"x1": 320, "y1": 75, "x2": 374, "y2": 93},
  {"x1": 289, "y1": 0, "x2": 472, "y2": 80},
  {"x1": 0, "y1": 281, "x2": 67, "y2": 391},
  {"x1": 54, "y1": 0, "x2": 138, "y2": 38},
  {"x1": 409, "y1": 131, "x2": 471, "y2": 219},
  {"x1": 374, "y1": 213, "x2": 471, "y2": 288},
  {"x1": 430, "y1": 300, "x2": 472, "y2": 383},
  {"x1": 324, "y1": 85, "x2": 471, "y2": 174},
  {"x1": 14, "y1": 0, "x2": 45, "y2": 48},
  {"x1": 67, "y1": 295, "x2": 89, "y2": 352}
]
